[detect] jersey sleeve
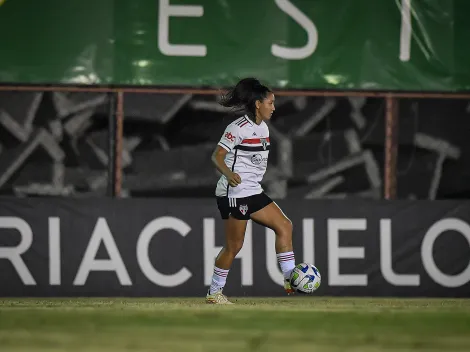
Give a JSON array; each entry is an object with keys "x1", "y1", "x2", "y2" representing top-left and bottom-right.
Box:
[{"x1": 217, "y1": 124, "x2": 242, "y2": 152}]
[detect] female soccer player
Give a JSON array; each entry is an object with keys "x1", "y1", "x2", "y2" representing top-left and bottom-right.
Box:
[{"x1": 206, "y1": 78, "x2": 296, "y2": 304}]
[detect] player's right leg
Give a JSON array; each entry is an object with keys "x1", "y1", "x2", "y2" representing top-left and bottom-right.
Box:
[{"x1": 206, "y1": 214, "x2": 248, "y2": 304}]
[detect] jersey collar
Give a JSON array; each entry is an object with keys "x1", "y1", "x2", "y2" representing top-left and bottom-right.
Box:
[{"x1": 244, "y1": 115, "x2": 254, "y2": 126}]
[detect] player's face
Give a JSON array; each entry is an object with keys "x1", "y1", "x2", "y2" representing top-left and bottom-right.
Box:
[{"x1": 256, "y1": 92, "x2": 276, "y2": 121}]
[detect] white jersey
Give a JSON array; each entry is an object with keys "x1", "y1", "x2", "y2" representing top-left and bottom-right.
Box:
[{"x1": 215, "y1": 115, "x2": 270, "y2": 198}]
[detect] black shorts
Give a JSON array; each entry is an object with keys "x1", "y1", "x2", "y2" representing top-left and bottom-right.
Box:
[{"x1": 216, "y1": 192, "x2": 273, "y2": 220}]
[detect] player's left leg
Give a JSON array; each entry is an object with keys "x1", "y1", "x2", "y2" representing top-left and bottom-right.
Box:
[{"x1": 250, "y1": 198, "x2": 296, "y2": 295}]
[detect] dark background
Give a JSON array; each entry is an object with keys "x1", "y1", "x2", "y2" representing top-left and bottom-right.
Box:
[{"x1": 0, "y1": 91, "x2": 468, "y2": 200}]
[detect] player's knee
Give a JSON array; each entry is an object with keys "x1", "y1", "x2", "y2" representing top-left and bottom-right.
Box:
[{"x1": 226, "y1": 240, "x2": 244, "y2": 256}]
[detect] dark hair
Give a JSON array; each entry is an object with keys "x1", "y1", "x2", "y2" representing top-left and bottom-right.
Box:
[{"x1": 219, "y1": 78, "x2": 272, "y2": 121}]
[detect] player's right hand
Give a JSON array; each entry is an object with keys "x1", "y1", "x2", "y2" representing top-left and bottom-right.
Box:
[{"x1": 227, "y1": 172, "x2": 241, "y2": 187}]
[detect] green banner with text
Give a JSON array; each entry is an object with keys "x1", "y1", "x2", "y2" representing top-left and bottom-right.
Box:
[{"x1": 0, "y1": 0, "x2": 469, "y2": 91}]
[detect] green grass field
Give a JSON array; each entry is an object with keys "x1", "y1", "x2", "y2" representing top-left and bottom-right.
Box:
[{"x1": 0, "y1": 297, "x2": 469, "y2": 351}]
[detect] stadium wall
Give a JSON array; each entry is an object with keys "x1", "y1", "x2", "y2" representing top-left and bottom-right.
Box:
[{"x1": 1, "y1": 198, "x2": 469, "y2": 297}]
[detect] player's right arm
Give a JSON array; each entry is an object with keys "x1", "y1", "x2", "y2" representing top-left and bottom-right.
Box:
[
  {"x1": 212, "y1": 146, "x2": 241, "y2": 187},
  {"x1": 212, "y1": 124, "x2": 242, "y2": 187}
]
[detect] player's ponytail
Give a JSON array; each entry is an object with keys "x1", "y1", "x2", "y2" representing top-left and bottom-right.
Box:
[{"x1": 219, "y1": 77, "x2": 272, "y2": 121}]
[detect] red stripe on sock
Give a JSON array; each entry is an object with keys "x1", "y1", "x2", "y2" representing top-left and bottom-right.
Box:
[
  {"x1": 278, "y1": 256, "x2": 295, "y2": 262},
  {"x1": 277, "y1": 254, "x2": 295, "y2": 258},
  {"x1": 277, "y1": 252, "x2": 294, "y2": 256},
  {"x1": 214, "y1": 270, "x2": 228, "y2": 277}
]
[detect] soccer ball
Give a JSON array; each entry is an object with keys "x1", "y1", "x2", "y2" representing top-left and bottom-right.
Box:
[{"x1": 289, "y1": 263, "x2": 321, "y2": 294}]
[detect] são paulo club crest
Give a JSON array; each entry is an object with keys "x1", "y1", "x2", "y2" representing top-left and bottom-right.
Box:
[{"x1": 260, "y1": 138, "x2": 268, "y2": 150}]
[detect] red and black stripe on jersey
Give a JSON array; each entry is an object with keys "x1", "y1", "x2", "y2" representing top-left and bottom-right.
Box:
[{"x1": 234, "y1": 137, "x2": 271, "y2": 151}]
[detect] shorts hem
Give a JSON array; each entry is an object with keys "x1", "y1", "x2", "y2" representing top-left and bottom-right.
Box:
[{"x1": 216, "y1": 192, "x2": 273, "y2": 220}]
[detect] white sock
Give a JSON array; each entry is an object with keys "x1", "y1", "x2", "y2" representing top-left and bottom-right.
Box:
[
  {"x1": 277, "y1": 251, "x2": 296, "y2": 280},
  {"x1": 209, "y1": 266, "x2": 229, "y2": 294}
]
